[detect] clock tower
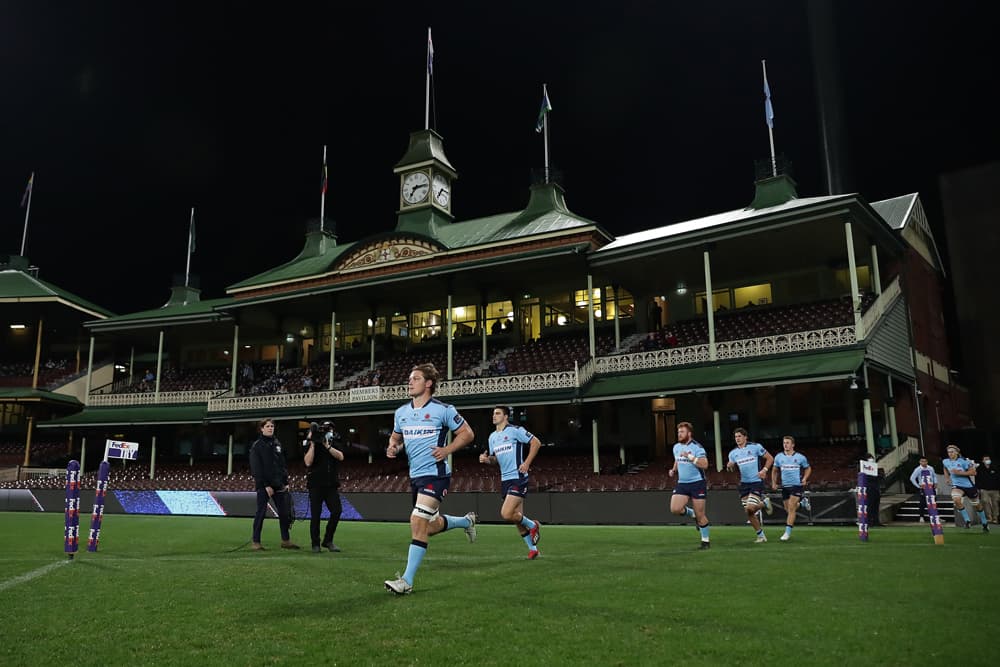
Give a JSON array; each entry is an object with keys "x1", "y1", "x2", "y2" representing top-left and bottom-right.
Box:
[{"x1": 393, "y1": 129, "x2": 457, "y2": 238}]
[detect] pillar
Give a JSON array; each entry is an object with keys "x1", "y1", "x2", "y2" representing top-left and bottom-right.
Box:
[
  {"x1": 703, "y1": 250, "x2": 716, "y2": 360},
  {"x1": 713, "y1": 410, "x2": 722, "y2": 472},
  {"x1": 862, "y1": 365, "x2": 875, "y2": 457},
  {"x1": 586, "y1": 275, "x2": 597, "y2": 359},
  {"x1": 150, "y1": 435, "x2": 157, "y2": 480},
  {"x1": 845, "y1": 222, "x2": 862, "y2": 338},
  {"x1": 611, "y1": 285, "x2": 621, "y2": 351},
  {"x1": 592, "y1": 419, "x2": 600, "y2": 474},
  {"x1": 230, "y1": 324, "x2": 240, "y2": 392},
  {"x1": 328, "y1": 310, "x2": 337, "y2": 390},
  {"x1": 227, "y1": 433, "x2": 234, "y2": 476},
  {"x1": 446, "y1": 294, "x2": 454, "y2": 379},
  {"x1": 23, "y1": 415, "x2": 34, "y2": 466},
  {"x1": 886, "y1": 375, "x2": 899, "y2": 449},
  {"x1": 154, "y1": 329, "x2": 165, "y2": 400},
  {"x1": 870, "y1": 242, "x2": 882, "y2": 295},
  {"x1": 31, "y1": 318, "x2": 43, "y2": 389},
  {"x1": 80, "y1": 437, "x2": 87, "y2": 474},
  {"x1": 84, "y1": 336, "x2": 95, "y2": 406}
]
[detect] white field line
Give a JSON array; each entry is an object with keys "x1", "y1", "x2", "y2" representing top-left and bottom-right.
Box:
[{"x1": 0, "y1": 560, "x2": 70, "y2": 593}]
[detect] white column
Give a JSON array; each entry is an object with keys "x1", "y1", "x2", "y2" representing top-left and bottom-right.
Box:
[
  {"x1": 84, "y1": 336, "x2": 95, "y2": 406},
  {"x1": 328, "y1": 311, "x2": 337, "y2": 390},
  {"x1": 612, "y1": 286, "x2": 621, "y2": 350},
  {"x1": 154, "y1": 329, "x2": 164, "y2": 400},
  {"x1": 703, "y1": 250, "x2": 716, "y2": 360},
  {"x1": 587, "y1": 275, "x2": 596, "y2": 359},
  {"x1": 369, "y1": 319, "x2": 376, "y2": 369},
  {"x1": 227, "y1": 434, "x2": 234, "y2": 476},
  {"x1": 150, "y1": 435, "x2": 157, "y2": 480},
  {"x1": 230, "y1": 324, "x2": 239, "y2": 392},
  {"x1": 870, "y1": 243, "x2": 882, "y2": 296},
  {"x1": 481, "y1": 303, "x2": 487, "y2": 363},
  {"x1": 276, "y1": 346, "x2": 281, "y2": 374},
  {"x1": 80, "y1": 437, "x2": 87, "y2": 474},
  {"x1": 713, "y1": 410, "x2": 722, "y2": 472},
  {"x1": 862, "y1": 365, "x2": 875, "y2": 457},
  {"x1": 592, "y1": 419, "x2": 600, "y2": 474},
  {"x1": 845, "y1": 222, "x2": 862, "y2": 339},
  {"x1": 887, "y1": 375, "x2": 899, "y2": 449},
  {"x1": 446, "y1": 294, "x2": 454, "y2": 379},
  {"x1": 128, "y1": 346, "x2": 134, "y2": 385},
  {"x1": 619, "y1": 444, "x2": 625, "y2": 466}
]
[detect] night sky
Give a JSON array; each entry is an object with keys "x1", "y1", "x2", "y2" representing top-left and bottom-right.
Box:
[{"x1": 3, "y1": 1, "x2": 998, "y2": 315}]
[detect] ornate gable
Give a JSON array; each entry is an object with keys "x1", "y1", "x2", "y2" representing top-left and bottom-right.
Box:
[{"x1": 336, "y1": 235, "x2": 445, "y2": 271}]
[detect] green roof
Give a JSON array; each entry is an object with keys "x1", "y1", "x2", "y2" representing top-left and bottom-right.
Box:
[
  {"x1": 0, "y1": 269, "x2": 114, "y2": 318},
  {"x1": 37, "y1": 404, "x2": 207, "y2": 428},
  {"x1": 86, "y1": 287, "x2": 235, "y2": 331},
  {"x1": 584, "y1": 349, "x2": 865, "y2": 400},
  {"x1": 0, "y1": 387, "x2": 84, "y2": 407},
  {"x1": 228, "y1": 184, "x2": 603, "y2": 294},
  {"x1": 227, "y1": 231, "x2": 353, "y2": 291}
]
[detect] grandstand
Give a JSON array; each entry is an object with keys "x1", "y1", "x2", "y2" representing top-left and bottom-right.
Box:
[{"x1": 0, "y1": 125, "x2": 972, "y2": 522}]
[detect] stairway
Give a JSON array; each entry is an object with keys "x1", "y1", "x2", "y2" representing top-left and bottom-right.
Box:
[{"x1": 894, "y1": 494, "x2": 956, "y2": 522}]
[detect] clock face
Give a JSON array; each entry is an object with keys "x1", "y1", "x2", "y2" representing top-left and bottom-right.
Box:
[
  {"x1": 402, "y1": 171, "x2": 430, "y2": 204},
  {"x1": 432, "y1": 173, "x2": 450, "y2": 207}
]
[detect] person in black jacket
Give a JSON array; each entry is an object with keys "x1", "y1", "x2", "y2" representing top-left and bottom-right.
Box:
[
  {"x1": 303, "y1": 421, "x2": 345, "y2": 553},
  {"x1": 249, "y1": 418, "x2": 300, "y2": 551}
]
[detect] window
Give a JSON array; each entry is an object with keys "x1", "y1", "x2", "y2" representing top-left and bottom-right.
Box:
[
  {"x1": 733, "y1": 283, "x2": 772, "y2": 308},
  {"x1": 694, "y1": 289, "x2": 732, "y2": 314}
]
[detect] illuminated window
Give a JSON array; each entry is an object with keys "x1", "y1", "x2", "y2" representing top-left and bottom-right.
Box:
[
  {"x1": 733, "y1": 284, "x2": 772, "y2": 308},
  {"x1": 694, "y1": 289, "x2": 732, "y2": 314}
]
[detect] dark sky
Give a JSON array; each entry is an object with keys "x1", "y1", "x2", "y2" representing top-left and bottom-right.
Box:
[{"x1": 3, "y1": 1, "x2": 998, "y2": 315}]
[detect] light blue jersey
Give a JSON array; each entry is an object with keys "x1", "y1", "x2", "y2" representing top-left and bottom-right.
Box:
[
  {"x1": 729, "y1": 443, "x2": 769, "y2": 484},
  {"x1": 673, "y1": 440, "x2": 708, "y2": 483},
  {"x1": 943, "y1": 457, "x2": 974, "y2": 489},
  {"x1": 489, "y1": 425, "x2": 535, "y2": 481},
  {"x1": 774, "y1": 452, "x2": 810, "y2": 486},
  {"x1": 393, "y1": 398, "x2": 466, "y2": 478}
]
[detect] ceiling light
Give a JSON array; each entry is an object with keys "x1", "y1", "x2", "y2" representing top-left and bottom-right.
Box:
[{"x1": 9, "y1": 324, "x2": 26, "y2": 330}]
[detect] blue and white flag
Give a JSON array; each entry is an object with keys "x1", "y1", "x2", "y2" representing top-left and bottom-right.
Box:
[
  {"x1": 764, "y1": 76, "x2": 775, "y2": 129},
  {"x1": 535, "y1": 85, "x2": 552, "y2": 133},
  {"x1": 105, "y1": 439, "x2": 139, "y2": 460}
]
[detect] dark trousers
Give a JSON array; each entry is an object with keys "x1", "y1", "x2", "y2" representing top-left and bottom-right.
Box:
[
  {"x1": 252, "y1": 489, "x2": 291, "y2": 542},
  {"x1": 867, "y1": 486, "x2": 882, "y2": 525},
  {"x1": 917, "y1": 491, "x2": 928, "y2": 519},
  {"x1": 309, "y1": 486, "x2": 342, "y2": 547}
]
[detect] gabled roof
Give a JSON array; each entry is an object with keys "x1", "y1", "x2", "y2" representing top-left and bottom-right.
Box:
[
  {"x1": 871, "y1": 193, "x2": 946, "y2": 275},
  {"x1": 0, "y1": 269, "x2": 114, "y2": 318},
  {"x1": 227, "y1": 184, "x2": 607, "y2": 294}
]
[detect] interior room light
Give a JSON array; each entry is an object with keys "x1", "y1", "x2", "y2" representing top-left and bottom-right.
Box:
[
  {"x1": 285, "y1": 333, "x2": 295, "y2": 342},
  {"x1": 244, "y1": 345, "x2": 251, "y2": 349},
  {"x1": 594, "y1": 309, "x2": 603, "y2": 318},
  {"x1": 9, "y1": 324, "x2": 26, "y2": 329},
  {"x1": 557, "y1": 315, "x2": 567, "y2": 326}
]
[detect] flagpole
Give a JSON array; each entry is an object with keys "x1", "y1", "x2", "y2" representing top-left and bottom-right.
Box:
[
  {"x1": 425, "y1": 27, "x2": 432, "y2": 130},
  {"x1": 20, "y1": 172, "x2": 34, "y2": 256},
  {"x1": 185, "y1": 207, "x2": 194, "y2": 287},
  {"x1": 762, "y1": 60, "x2": 777, "y2": 177},
  {"x1": 320, "y1": 144, "x2": 327, "y2": 232},
  {"x1": 543, "y1": 84, "x2": 550, "y2": 183}
]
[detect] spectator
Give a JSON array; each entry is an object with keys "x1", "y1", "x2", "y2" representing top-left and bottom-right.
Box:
[
  {"x1": 978, "y1": 454, "x2": 999, "y2": 524},
  {"x1": 908, "y1": 457, "x2": 938, "y2": 522}
]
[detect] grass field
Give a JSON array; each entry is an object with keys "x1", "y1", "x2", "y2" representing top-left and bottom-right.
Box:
[{"x1": 0, "y1": 513, "x2": 996, "y2": 666}]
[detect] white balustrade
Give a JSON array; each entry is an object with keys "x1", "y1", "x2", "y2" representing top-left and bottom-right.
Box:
[{"x1": 88, "y1": 390, "x2": 218, "y2": 407}]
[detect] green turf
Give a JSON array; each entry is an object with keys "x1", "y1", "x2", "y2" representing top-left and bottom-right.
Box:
[{"x1": 0, "y1": 513, "x2": 996, "y2": 666}]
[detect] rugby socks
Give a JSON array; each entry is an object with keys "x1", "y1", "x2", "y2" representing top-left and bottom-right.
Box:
[
  {"x1": 756, "y1": 529, "x2": 765, "y2": 538},
  {"x1": 402, "y1": 540, "x2": 427, "y2": 585},
  {"x1": 523, "y1": 533, "x2": 535, "y2": 550},
  {"x1": 698, "y1": 523, "x2": 710, "y2": 542},
  {"x1": 784, "y1": 524, "x2": 793, "y2": 537},
  {"x1": 442, "y1": 514, "x2": 470, "y2": 531},
  {"x1": 977, "y1": 510, "x2": 988, "y2": 525},
  {"x1": 959, "y1": 508, "x2": 971, "y2": 523},
  {"x1": 684, "y1": 506, "x2": 696, "y2": 519},
  {"x1": 520, "y1": 516, "x2": 536, "y2": 530}
]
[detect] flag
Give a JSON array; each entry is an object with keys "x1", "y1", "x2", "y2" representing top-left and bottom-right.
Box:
[
  {"x1": 535, "y1": 86, "x2": 552, "y2": 133},
  {"x1": 188, "y1": 212, "x2": 196, "y2": 254},
  {"x1": 427, "y1": 28, "x2": 434, "y2": 75},
  {"x1": 764, "y1": 76, "x2": 775, "y2": 129},
  {"x1": 20, "y1": 173, "x2": 33, "y2": 208}
]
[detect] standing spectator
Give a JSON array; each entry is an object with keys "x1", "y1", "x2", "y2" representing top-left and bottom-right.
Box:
[
  {"x1": 865, "y1": 454, "x2": 883, "y2": 527},
  {"x1": 248, "y1": 418, "x2": 300, "y2": 551},
  {"x1": 976, "y1": 454, "x2": 999, "y2": 524},
  {"x1": 303, "y1": 421, "x2": 345, "y2": 552},
  {"x1": 908, "y1": 457, "x2": 939, "y2": 522}
]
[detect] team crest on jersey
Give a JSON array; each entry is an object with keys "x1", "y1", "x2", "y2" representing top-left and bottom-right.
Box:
[
  {"x1": 425, "y1": 413, "x2": 431, "y2": 419},
  {"x1": 453, "y1": 414, "x2": 462, "y2": 424}
]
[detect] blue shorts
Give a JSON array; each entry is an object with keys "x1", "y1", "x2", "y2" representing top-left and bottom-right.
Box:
[
  {"x1": 739, "y1": 482, "x2": 765, "y2": 498},
  {"x1": 952, "y1": 485, "x2": 979, "y2": 500},
  {"x1": 411, "y1": 475, "x2": 451, "y2": 503},
  {"x1": 673, "y1": 480, "x2": 707, "y2": 499},
  {"x1": 782, "y1": 485, "x2": 804, "y2": 500},
  {"x1": 501, "y1": 477, "x2": 529, "y2": 499}
]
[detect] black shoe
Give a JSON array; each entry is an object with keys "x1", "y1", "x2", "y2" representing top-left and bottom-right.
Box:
[
  {"x1": 312, "y1": 545, "x2": 321, "y2": 553},
  {"x1": 322, "y1": 542, "x2": 342, "y2": 552},
  {"x1": 983, "y1": 524, "x2": 990, "y2": 533},
  {"x1": 698, "y1": 541, "x2": 711, "y2": 550}
]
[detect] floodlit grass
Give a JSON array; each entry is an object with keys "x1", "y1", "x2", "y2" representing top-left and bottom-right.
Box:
[{"x1": 0, "y1": 512, "x2": 996, "y2": 666}]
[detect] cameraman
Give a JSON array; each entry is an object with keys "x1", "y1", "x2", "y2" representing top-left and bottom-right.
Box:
[{"x1": 303, "y1": 421, "x2": 345, "y2": 552}]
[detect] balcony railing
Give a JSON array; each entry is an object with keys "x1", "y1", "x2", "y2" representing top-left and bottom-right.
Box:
[
  {"x1": 89, "y1": 325, "x2": 865, "y2": 413},
  {"x1": 595, "y1": 326, "x2": 857, "y2": 375},
  {"x1": 89, "y1": 390, "x2": 219, "y2": 406},
  {"x1": 858, "y1": 275, "x2": 902, "y2": 340}
]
